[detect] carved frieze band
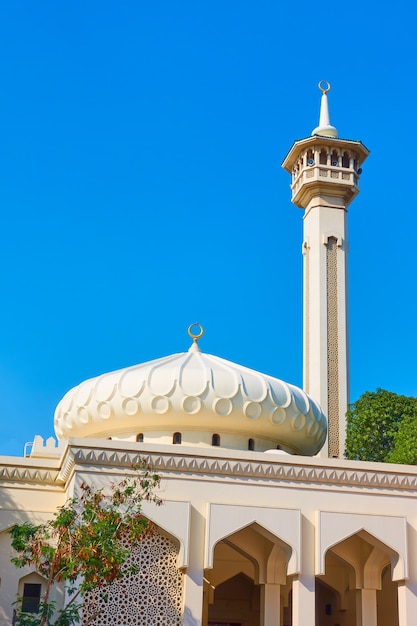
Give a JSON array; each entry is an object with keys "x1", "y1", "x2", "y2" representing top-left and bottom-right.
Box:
[
  {"x1": 2, "y1": 447, "x2": 416, "y2": 492},
  {"x1": 68, "y1": 447, "x2": 417, "y2": 493},
  {"x1": 0, "y1": 466, "x2": 60, "y2": 485}
]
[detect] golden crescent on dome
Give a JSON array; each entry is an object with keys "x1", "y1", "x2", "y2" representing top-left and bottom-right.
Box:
[
  {"x1": 188, "y1": 322, "x2": 204, "y2": 343},
  {"x1": 318, "y1": 80, "x2": 331, "y2": 94}
]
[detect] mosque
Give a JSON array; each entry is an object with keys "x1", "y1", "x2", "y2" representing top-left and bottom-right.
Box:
[{"x1": 0, "y1": 83, "x2": 416, "y2": 626}]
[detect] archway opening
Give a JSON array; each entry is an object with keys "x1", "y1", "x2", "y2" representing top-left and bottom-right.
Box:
[
  {"x1": 208, "y1": 572, "x2": 259, "y2": 626},
  {"x1": 205, "y1": 522, "x2": 293, "y2": 626},
  {"x1": 317, "y1": 530, "x2": 400, "y2": 626}
]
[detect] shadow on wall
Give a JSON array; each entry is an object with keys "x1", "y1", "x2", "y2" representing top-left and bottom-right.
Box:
[
  {"x1": 406, "y1": 522, "x2": 417, "y2": 597},
  {"x1": 0, "y1": 486, "x2": 65, "y2": 626},
  {"x1": 0, "y1": 483, "x2": 45, "y2": 541},
  {"x1": 0, "y1": 487, "x2": 25, "y2": 625},
  {"x1": 0, "y1": 482, "x2": 28, "y2": 532},
  {"x1": 183, "y1": 606, "x2": 201, "y2": 626}
]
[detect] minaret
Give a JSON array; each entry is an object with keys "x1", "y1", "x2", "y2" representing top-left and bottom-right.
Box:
[{"x1": 282, "y1": 81, "x2": 369, "y2": 458}]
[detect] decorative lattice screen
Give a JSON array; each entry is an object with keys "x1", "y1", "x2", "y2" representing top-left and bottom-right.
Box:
[
  {"x1": 82, "y1": 529, "x2": 184, "y2": 625},
  {"x1": 326, "y1": 236, "x2": 340, "y2": 458}
]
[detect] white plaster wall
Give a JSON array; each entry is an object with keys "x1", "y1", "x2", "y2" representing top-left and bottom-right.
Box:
[{"x1": 1, "y1": 442, "x2": 417, "y2": 625}]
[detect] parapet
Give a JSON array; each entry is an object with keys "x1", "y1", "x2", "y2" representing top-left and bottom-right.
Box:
[{"x1": 25, "y1": 435, "x2": 67, "y2": 459}]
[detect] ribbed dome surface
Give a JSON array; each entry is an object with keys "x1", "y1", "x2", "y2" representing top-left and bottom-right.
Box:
[{"x1": 54, "y1": 343, "x2": 327, "y2": 455}]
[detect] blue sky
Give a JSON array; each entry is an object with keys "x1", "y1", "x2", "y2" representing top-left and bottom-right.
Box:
[{"x1": 0, "y1": 1, "x2": 416, "y2": 456}]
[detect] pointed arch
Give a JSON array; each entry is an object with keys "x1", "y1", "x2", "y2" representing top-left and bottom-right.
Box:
[
  {"x1": 205, "y1": 504, "x2": 301, "y2": 574},
  {"x1": 140, "y1": 499, "x2": 191, "y2": 568},
  {"x1": 316, "y1": 511, "x2": 407, "y2": 581}
]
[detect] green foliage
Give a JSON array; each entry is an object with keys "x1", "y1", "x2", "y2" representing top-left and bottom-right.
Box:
[
  {"x1": 9, "y1": 462, "x2": 161, "y2": 626},
  {"x1": 345, "y1": 388, "x2": 417, "y2": 463},
  {"x1": 387, "y1": 415, "x2": 417, "y2": 464},
  {"x1": 12, "y1": 600, "x2": 80, "y2": 626}
]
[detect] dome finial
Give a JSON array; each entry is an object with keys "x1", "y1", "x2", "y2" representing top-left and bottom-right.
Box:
[
  {"x1": 312, "y1": 80, "x2": 338, "y2": 138},
  {"x1": 188, "y1": 323, "x2": 204, "y2": 351}
]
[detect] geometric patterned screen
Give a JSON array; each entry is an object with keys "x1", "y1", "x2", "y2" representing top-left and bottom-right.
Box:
[
  {"x1": 82, "y1": 529, "x2": 184, "y2": 625},
  {"x1": 326, "y1": 236, "x2": 340, "y2": 458}
]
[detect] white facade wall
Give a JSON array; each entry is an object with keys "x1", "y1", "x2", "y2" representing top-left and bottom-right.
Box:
[{"x1": 1, "y1": 439, "x2": 416, "y2": 625}]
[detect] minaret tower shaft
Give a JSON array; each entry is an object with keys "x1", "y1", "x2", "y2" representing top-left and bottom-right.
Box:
[{"x1": 282, "y1": 82, "x2": 369, "y2": 458}]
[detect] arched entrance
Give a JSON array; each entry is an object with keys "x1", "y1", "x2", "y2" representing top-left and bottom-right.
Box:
[
  {"x1": 208, "y1": 572, "x2": 260, "y2": 626},
  {"x1": 204, "y1": 522, "x2": 293, "y2": 626},
  {"x1": 317, "y1": 530, "x2": 400, "y2": 626}
]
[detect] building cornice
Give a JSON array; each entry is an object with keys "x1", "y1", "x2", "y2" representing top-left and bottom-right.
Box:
[
  {"x1": 2, "y1": 440, "x2": 416, "y2": 494},
  {"x1": 66, "y1": 440, "x2": 417, "y2": 495},
  {"x1": 0, "y1": 457, "x2": 63, "y2": 487}
]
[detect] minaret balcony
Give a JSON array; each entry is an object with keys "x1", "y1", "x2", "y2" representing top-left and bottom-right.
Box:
[
  {"x1": 292, "y1": 163, "x2": 359, "y2": 193},
  {"x1": 282, "y1": 134, "x2": 369, "y2": 211},
  {"x1": 291, "y1": 163, "x2": 360, "y2": 208}
]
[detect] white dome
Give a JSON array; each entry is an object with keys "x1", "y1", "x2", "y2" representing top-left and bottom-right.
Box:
[{"x1": 54, "y1": 340, "x2": 327, "y2": 455}]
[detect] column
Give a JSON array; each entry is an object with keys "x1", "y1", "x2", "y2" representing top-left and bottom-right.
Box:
[
  {"x1": 356, "y1": 588, "x2": 377, "y2": 626},
  {"x1": 182, "y1": 569, "x2": 204, "y2": 626},
  {"x1": 397, "y1": 581, "x2": 417, "y2": 626},
  {"x1": 292, "y1": 574, "x2": 315, "y2": 626},
  {"x1": 260, "y1": 583, "x2": 281, "y2": 626}
]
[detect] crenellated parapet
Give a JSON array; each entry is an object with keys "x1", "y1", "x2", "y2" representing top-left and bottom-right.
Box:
[{"x1": 25, "y1": 434, "x2": 67, "y2": 459}]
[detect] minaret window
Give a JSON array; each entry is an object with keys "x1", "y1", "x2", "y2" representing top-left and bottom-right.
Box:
[
  {"x1": 248, "y1": 438, "x2": 255, "y2": 451},
  {"x1": 331, "y1": 150, "x2": 339, "y2": 166},
  {"x1": 173, "y1": 432, "x2": 182, "y2": 445},
  {"x1": 319, "y1": 149, "x2": 327, "y2": 165},
  {"x1": 306, "y1": 150, "x2": 314, "y2": 166},
  {"x1": 212, "y1": 434, "x2": 220, "y2": 446},
  {"x1": 342, "y1": 152, "x2": 350, "y2": 168},
  {"x1": 136, "y1": 433, "x2": 144, "y2": 443}
]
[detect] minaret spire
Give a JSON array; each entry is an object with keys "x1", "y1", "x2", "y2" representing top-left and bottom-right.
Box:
[
  {"x1": 282, "y1": 84, "x2": 369, "y2": 458},
  {"x1": 312, "y1": 80, "x2": 338, "y2": 138}
]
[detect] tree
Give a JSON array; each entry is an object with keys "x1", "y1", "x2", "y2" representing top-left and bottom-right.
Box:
[
  {"x1": 9, "y1": 462, "x2": 161, "y2": 626},
  {"x1": 387, "y1": 415, "x2": 417, "y2": 464},
  {"x1": 345, "y1": 388, "x2": 417, "y2": 463}
]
